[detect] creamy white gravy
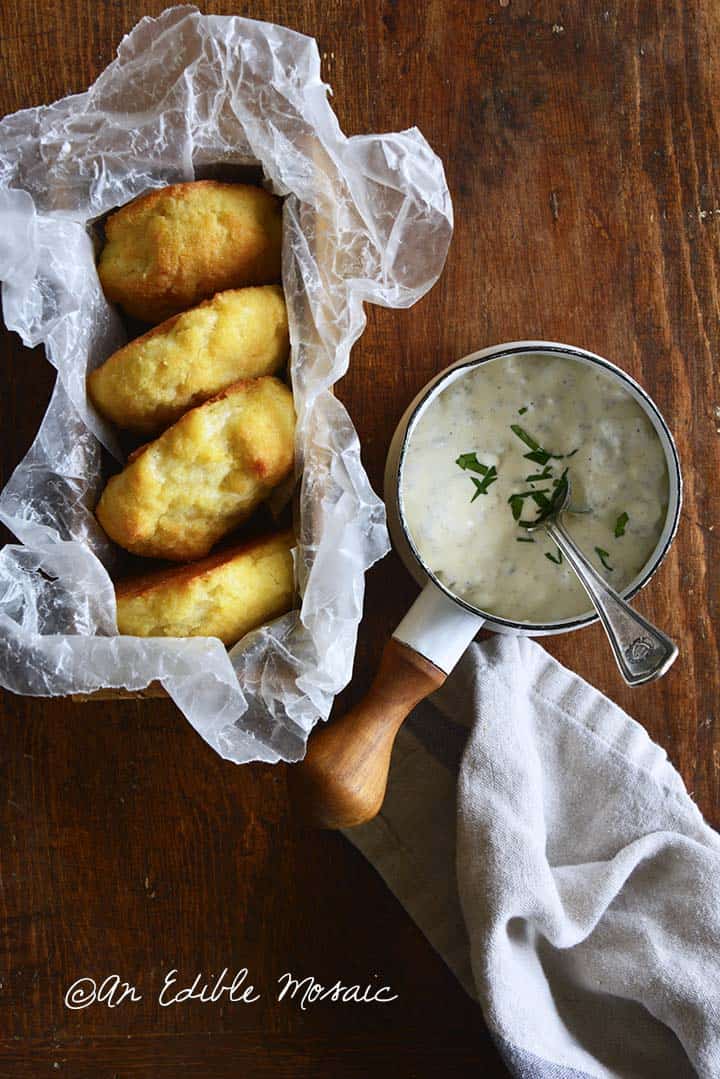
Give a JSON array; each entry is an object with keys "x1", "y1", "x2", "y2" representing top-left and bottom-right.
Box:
[{"x1": 401, "y1": 353, "x2": 668, "y2": 623}]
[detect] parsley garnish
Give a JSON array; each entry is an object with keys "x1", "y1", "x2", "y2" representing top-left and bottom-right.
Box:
[
  {"x1": 518, "y1": 406, "x2": 528, "y2": 415},
  {"x1": 456, "y1": 453, "x2": 498, "y2": 501},
  {"x1": 526, "y1": 449, "x2": 552, "y2": 465},
  {"x1": 515, "y1": 468, "x2": 570, "y2": 529},
  {"x1": 531, "y1": 490, "x2": 552, "y2": 510},
  {"x1": 545, "y1": 548, "x2": 563, "y2": 565},
  {"x1": 508, "y1": 489, "x2": 550, "y2": 520},
  {"x1": 510, "y1": 424, "x2": 544, "y2": 453},
  {"x1": 509, "y1": 494, "x2": 524, "y2": 520},
  {"x1": 595, "y1": 546, "x2": 614, "y2": 571},
  {"x1": 614, "y1": 511, "x2": 629, "y2": 537},
  {"x1": 510, "y1": 425, "x2": 578, "y2": 465},
  {"x1": 462, "y1": 425, "x2": 579, "y2": 542},
  {"x1": 456, "y1": 452, "x2": 490, "y2": 474},
  {"x1": 509, "y1": 422, "x2": 548, "y2": 461},
  {"x1": 525, "y1": 466, "x2": 553, "y2": 482},
  {"x1": 470, "y1": 467, "x2": 498, "y2": 500}
]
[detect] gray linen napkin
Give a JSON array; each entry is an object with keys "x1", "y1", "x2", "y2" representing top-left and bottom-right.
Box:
[{"x1": 345, "y1": 635, "x2": 720, "y2": 1078}]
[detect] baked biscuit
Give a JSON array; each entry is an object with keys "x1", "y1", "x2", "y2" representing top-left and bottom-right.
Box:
[
  {"x1": 96, "y1": 376, "x2": 295, "y2": 561},
  {"x1": 115, "y1": 530, "x2": 295, "y2": 647},
  {"x1": 88, "y1": 286, "x2": 289, "y2": 434},
  {"x1": 98, "y1": 181, "x2": 282, "y2": 323}
]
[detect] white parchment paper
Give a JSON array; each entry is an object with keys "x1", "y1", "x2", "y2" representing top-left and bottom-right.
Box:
[{"x1": 0, "y1": 6, "x2": 452, "y2": 763}]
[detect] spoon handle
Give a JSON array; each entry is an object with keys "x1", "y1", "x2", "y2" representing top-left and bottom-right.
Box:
[{"x1": 545, "y1": 519, "x2": 678, "y2": 686}]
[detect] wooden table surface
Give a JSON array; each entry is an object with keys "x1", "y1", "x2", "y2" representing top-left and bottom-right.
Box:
[{"x1": 1, "y1": 2, "x2": 718, "y2": 1076}]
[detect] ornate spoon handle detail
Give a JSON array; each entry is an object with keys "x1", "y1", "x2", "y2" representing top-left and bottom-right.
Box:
[{"x1": 546, "y1": 518, "x2": 678, "y2": 686}]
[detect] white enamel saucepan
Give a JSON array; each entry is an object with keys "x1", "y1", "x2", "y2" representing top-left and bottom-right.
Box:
[{"x1": 289, "y1": 341, "x2": 682, "y2": 828}]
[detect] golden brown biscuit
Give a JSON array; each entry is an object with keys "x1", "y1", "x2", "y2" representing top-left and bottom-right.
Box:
[
  {"x1": 98, "y1": 181, "x2": 282, "y2": 323},
  {"x1": 88, "y1": 286, "x2": 289, "y2": 434},
  {"x1": 115, "y1": 530, "x2": 295, "y2": 647},
  {"x1": 96, "y1": 376, "x2": 295, "y2": 562}
]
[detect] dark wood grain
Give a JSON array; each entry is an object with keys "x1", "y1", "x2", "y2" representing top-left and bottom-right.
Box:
[{"x1": 0, "y1": 1, "x2": 717, "y2": 1076}]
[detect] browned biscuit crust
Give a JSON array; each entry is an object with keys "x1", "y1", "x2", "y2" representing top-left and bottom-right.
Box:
[
  {"x1": 87, "y1": 285, "x2": 289, "y2": 434},
  {"x1": 95, "y1": 376, "x2": 295, "y2": 562},
  {"x1": 98, "y1": 181, "x2": 282, "y2": 323},
  {"x1": 115, "y1": 529, "x2": 295, "y2": 647}
]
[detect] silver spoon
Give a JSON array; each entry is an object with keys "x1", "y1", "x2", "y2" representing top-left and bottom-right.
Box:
[{"x1": 525, "y1": 478, "x2": 678, "y2": 685}]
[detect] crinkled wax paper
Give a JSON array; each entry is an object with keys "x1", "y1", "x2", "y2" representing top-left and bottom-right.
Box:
[{"x1": 0, "y1": 5, "x2": 452, "y2": 763}]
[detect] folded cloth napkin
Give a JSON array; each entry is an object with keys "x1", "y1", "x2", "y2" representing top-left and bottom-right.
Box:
[{"x1": 345, "y1": 635, "x2": 720, "y2": 1078}]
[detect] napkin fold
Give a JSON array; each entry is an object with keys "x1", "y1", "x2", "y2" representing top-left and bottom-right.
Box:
[{"x1": 346, "y1": 636, "x2": 720, "y2": 1078}]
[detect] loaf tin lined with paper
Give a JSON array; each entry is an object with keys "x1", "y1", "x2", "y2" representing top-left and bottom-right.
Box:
[{"x1": 0, "y1": 8, "x2": 453, "y2": 766}]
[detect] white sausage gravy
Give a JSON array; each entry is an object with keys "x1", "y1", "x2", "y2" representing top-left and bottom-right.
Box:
[{"x1": 400, "y1": 352, "x2": 668, "y2": 623}]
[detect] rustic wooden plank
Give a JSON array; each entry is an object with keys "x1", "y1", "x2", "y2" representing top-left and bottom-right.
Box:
[
  {"x1": 70, "y1": 684, "x2": 167, "y2": 702},
  {"x1": 0, "y1": 1, "x2": 717, "y2": 1075},
  {"x1": 0, "y1": 1033, "x2": 495, "y2": 1078}
]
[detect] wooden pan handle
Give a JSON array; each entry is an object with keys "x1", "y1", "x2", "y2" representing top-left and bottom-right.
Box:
[{"x1": 288, "y1": 638, "x2": 446, "y2": 829}]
